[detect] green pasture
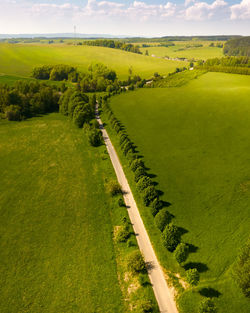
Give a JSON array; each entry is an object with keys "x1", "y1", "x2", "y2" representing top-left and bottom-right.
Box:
[
  {"x1": 108, "y1": 72, "x2": 250, "y2": 313},
  {"x1": 0, "y1": 114, "x2": 125, "y2": 313},
  {"x1": 140, "y1": 41, "x2": 223, "y2": 60},
  {"x1": 0, "y1": 43, "x2": 186, "y2": 80}
]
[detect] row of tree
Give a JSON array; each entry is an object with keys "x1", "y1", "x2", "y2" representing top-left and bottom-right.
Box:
[
  {"x1": 196, "y1": 56, "x2": 250, "y2": 75},
  {"x1": 83, "y1": 39, "x2": 142, "y2": 54},
  {"x1": 102, "y1": 99, "x2": 203, "y2": 278},
  {"x1": 0, "y1": 80, "x2": 60, "y2": 121}
]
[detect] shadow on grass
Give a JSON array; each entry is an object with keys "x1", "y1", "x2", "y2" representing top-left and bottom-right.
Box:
[
  {"x1": 199, "y1": 287, "x2": 222, "y2": 298},
  {"x1": 184, "y1": 262, "x2": 209, "y2": 273}
]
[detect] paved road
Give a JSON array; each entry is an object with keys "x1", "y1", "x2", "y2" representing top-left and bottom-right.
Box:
[{"x1": 95, "y1": 104, "x2": 179, "y2": 313}]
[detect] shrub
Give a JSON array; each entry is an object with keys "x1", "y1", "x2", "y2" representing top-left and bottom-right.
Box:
[
  {"x1": 162, "y1": 223, "x2": 180, "y2": 251},
  {"x1": 199, "y1": 299, "x2": 217, "y2": 313},
  {"x1": 122, "y1": 141, "x2": 133, "y2": 155},
  {"x1": 138, "y1": 300, "x2": 153, "y2": 312},
  {"x1": 118, "y1": 197, "x2": 125, "y2": 207},
  {"x1": 174, "y1": 243, "x2": 189, "y2": 264},
  {"x1": 186, "y1": 268, "x2": 200, "y2": 286},
  {"x1": 107, "y1": 180, "x2": 122, "y2": 196},
  {"x1": 142, "y1": 186, "x2": 158, "y2": 206},
  {"x1": 232, "y1": 236, "x2": 250, "y2": 298},
  {"x1": 154, "y1": 208, "x2": 172, "y2": 231},
  {"x1": 134, "y1": 167, "x2": 147, "y2": 183},
  {"x1": 5, "y1": 105, "x2": 21, "y2": 121},
  {"x1": 87, "y1": 128, "x2": 103, "y2": 146},
  {"x1": 151, "y1": 198, "x2": 163, "y2": 215},
  {"x1": 114, "y1": 225, "x2": 130, "y2": 243},
  {"x1": 130, "y1": 159, "x2": 144, "y2": 172},
  {"x1": 138, "y1": 273, "x2": 149, "y2": 286},
  {"x1": 127, "y1": 239, "x2": 134, "y2": 247},
  {"x1": 127, "y1": 250, "x2": 145, "y2": 274},
  {"x1": 137, "y1": 176, "x2": 153, "y2": 191}
]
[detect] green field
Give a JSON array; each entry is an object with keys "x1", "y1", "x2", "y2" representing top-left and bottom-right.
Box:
[
  {"x1": 108, "y1": 72, "x2": 250, "y2": 313},
  {"x1": 140, "y1": 41, "x2": 223, "y2": 60},
  {"x1": 0, "y1": 114, "x2": 125, "y2": 313},
  {"x1": 0, "y1": 43, "x2": 186, "y2": 80}
]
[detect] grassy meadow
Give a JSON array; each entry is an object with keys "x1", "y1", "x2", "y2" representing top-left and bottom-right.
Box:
[
  {"x1": 140, "y1": 41, "x2": 223, "y2": 60},
  {"x1": 0, "y1": 43, "x2": 186, "y2": 80},
  {"x1": 0, "y1": 114, "x2": 126, "y2": 313},
  {"x1": 107, "y1": 72, "x2": 250, "y2": 313}
]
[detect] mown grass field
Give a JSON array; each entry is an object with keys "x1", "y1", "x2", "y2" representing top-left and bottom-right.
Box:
[
  {"x1": 0, "y1": 114, "x2": 125, "y2": 313},
  {"x1": 0, "y1": 43, "x2": 186, "y2": 80},
  {"x1": 140, "y1": 41, "x2": 223, "y2": 60},
  {"x1": 108, "y1": 72, "x2": 250, "y2": 313}
]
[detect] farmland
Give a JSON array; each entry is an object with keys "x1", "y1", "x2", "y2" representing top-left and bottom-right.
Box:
[
  {"x1": 0, "y1": 114, "x2": 125, "y2": 313},
  {"x1": 0, "y1": 43, "x2": 186, "y2": 80},
  {"x1": 107, "y1": 72, "x2": 250, "y2": 313},
  {"x1": 140, "y1": 41, "x2": 223, "y2": 60}
]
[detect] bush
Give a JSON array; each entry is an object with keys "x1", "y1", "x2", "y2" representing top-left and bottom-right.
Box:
[
  {"x1": 142, "y1": 186, "x2": 158, "y2": 206},
  {"x1": 107, "y1": 180, "x2": 122, "y2": 196},
  {"x1": 138, "y1": 273, "x2": 149, "y2": 286},
  {"x1": 127, "y1": 250, "x2": 145, "y2": 274},
  {"x1": 134, "y1": 167, "x2": 147, "y2": 183},
  {"x1": 137, "y1": 176, "x2": 153, "y2": 191},
  {"x1": 186, "y1": 268, "x2": 200, "y2": 286},
  {"x1": 154, "y1": 208, "x2": 172, "y2": 231},
  {"x1": 232, "y1": 236, "x2": 250, "y2": 298},
  {"x1": 199, "y1": 299, "x2": 217, "y2": 313},
  {"x1": 114, "y1": 225, "x2": 130, "y2": 243},
  {"x1": 174, "y1": 243, "x2": 189, "y2": 264},
  {"x1": 138, "y1": 300, "x2": 153, "y2": 312},
  {"x1": 162, "y1": 223, "x2": 180, "y2": 251},
  {"x1": 130, "y1": 159, "x2": 144, "y2": 172},
  {"x1": 118, "y1": 197, "x2": 125, "y2": 207},
  {"x1": 122, "y1": 141, "x2": 133, "y2": 155},
  {"x1": 5, "y1": 105, "x2": 21, "y2": 121},
  {"x1": 151, "y1": 198, "x2": 163, "y2": 215},
  {"x1": 87, "y1": 128, "x2": 103, "y2": 146},
  {"x1": 127, "y1": 239, "x2": 134, "y2": 247}
]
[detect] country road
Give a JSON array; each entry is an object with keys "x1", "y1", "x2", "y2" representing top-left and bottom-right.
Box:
[{"x1": 95, "y1": 104, "x2": 179, "y2": 313}]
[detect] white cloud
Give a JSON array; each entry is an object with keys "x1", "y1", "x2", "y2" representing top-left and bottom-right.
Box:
[
  {"x1": 185, "y1": 0, "x2": 228, "y2": 21},
  {"x1": 230, "y1": 0, "x2": 250, "y2": 20}
]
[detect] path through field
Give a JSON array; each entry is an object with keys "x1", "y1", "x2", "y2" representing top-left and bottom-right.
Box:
[{"x1": 95, "y1": 104, "x2": 178, "y2": 313}]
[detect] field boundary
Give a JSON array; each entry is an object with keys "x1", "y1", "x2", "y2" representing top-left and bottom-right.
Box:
[{"x1": 95, "y1": 103, "x2": 179, "y2": 313}]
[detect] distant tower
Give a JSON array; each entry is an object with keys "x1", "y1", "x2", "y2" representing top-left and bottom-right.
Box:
[{"x1": 74, "y1": 25, "x2": 76, "y2": 44}]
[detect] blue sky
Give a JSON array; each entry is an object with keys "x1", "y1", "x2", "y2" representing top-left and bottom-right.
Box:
[{"x1": 0, "y1": 0, "x2": 250, "y2": 35}]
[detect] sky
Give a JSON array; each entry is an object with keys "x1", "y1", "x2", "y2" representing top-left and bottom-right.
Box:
[{"x1": 0, "y1": 0, "x2": 250, "y2": 36}]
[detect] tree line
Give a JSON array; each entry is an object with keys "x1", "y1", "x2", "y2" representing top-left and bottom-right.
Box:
[
  {"x1": 83, "y1": 39, "x2": 142, "y2": 54},
  {"x1": 196, "y1": 56, "x2": 250, "y2": 75}
]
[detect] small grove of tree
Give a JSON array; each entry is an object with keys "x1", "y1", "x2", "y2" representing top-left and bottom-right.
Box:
[
  {"x1": 186, "y1": 268, "x2": 200, "y2": 286},
  {"x1": 32, "y1": 64, "x2": 77, "y2": 81},
  {"x1": 83, "y1": 122, "x2": 103, "y2": 147},
  {"x1": 162, "y1": 223, "x2": 180, "y2": 252},
  {"x1": 232, "y1": 236, "x2": 250, "y2": 298},
  {"x1": 127, "y1": 250, "x2": 145, "y2": 274},
  {"x1": 199, "y1": 299, "x2": 217, "y2": 313},
  {"x1": 0, "y1": 80, "x2": 60, "y2": 121},
  {"x1": 223, "y1": 36, "x2": 250, "y2": 57},
  {"x1": 154, "y1": 208, "x2": 172, "y2": 232},
  {"x1": 174, "y1": 243, "x2": 189, "y2": 264},
  {"x1": 83, "y1": 39, "x2": 142, "y2": 54}
]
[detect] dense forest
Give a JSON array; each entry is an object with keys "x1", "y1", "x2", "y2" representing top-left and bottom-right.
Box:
[
  {"x1": 223, "y1": 37, "x2": 250, "y2": 57},
  {"x1": 83, "y1": 39, "x2": 141, "y2": 54},
  {"x1": 0, "y1": 81, "x2": 60, "y2": 120}
]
